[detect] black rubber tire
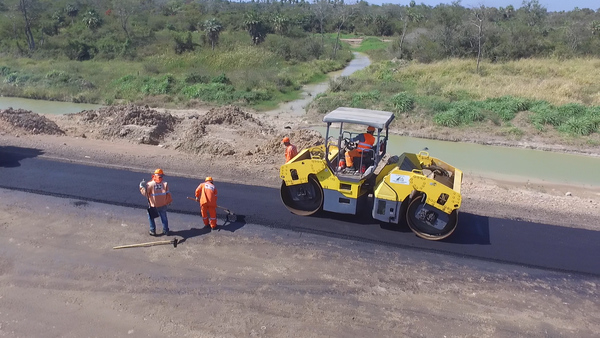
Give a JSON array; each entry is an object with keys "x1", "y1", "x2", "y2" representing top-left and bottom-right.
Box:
[
  {"x1": 405, "y1": 195, "x2": 458, "y2": 240},
  {"x1": 280, "y1": 175, "x2": 324, "y2": 216}
]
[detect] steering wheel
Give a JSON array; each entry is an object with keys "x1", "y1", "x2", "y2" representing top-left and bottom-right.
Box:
[{"x1": 343, "y1": 138, "x2": 357, "y2": 150}]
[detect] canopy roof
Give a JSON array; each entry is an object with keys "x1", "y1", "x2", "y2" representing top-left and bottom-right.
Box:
[{"x1": 322, "y1": 107, "x2": 395, "y2": 130}]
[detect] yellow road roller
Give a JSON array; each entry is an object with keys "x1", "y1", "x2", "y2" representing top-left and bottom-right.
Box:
[{"x1": 280, "y1": 107, "x2": 463, "y2": 240}]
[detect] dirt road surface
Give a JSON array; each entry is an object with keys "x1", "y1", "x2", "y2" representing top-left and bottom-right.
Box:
[{"x1": 1, "y1": 189, "x2": 599, "y2": 337}]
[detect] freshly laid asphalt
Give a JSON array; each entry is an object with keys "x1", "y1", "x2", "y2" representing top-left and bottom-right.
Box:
[{"x1": 1, "y1": 145, "x2": 599, "y2": 276}]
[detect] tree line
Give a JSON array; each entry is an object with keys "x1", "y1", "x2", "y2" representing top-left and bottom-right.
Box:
[{"x1": 0, "y1": 0, "x2": 599, "y2": 63}]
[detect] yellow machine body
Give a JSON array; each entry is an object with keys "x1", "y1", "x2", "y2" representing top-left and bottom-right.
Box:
[{"x1": 279, "y1": 107, "x2": 463, "y2": 240}]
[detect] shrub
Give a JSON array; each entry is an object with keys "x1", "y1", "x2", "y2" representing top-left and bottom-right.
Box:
[
  {"x1": 0, "y1": 66, "x2": 13, "y2": 76},
  {"x1": 141, "y1": 74, "x2": 177, "y2": 95},
  {"x1": 558, "y1": 116, "x2": 598, "y2": 136},
  {"x1": 211, "y1": 73, "x2": 231, "y2": 85},
  {"x1": 328, "y1": 76, "x2": 354, "y2": 93},
  {"x1": 433, "y1": 100, "x2": 485, "y2": 126},
  {"x1": 45, "y1": 70, "x2": 70, "y2": 83},
  {"x1": 238, "y1": 90, "x2": 272, "y2": 104},
  {"x1": 185, "y1": 73, "x2": 211, "y2": 84},
  {"x1": 310, "y1": 95, "x2": 349, "y2": 115},
  {"x1": 65, "y1": 40, "x2": 97, "y2": 61},
  {"x1": 173, "y1": 32, "x2": 195, "y2": 54},
  {"x1": 433, "y1": 111, "x2": 460, "y2": 127},
  {"x1": 181, "y1": 83, "x2": 236, "y2": 103},
  {"x1": 529, "y1": 102, "x2": 563, "y2": 126},
  {"x1": 482, "y1": 96, "x2": 531, "y2": 121},
  {"x1": 351, "y1": 90, "x2": 380, "y2": 108},
  {"x1": 390, "y1": 92, "x2": 415, "y2": 113}
]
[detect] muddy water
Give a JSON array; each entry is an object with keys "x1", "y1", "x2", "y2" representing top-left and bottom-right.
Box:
[
  {"x1": 265, "y1": 52, "x2": 371, "y2": 117},
  {"x1": 0, "y1": 96, "x2": 101, "y2": 115},
  {"x1": 314, "y1": 127, "x2": 600, "y2": 186}
]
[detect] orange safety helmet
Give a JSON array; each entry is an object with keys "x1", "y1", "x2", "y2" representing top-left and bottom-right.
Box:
[
  {"x1": 154, "y1": 168, "x2": 164, "y2": 176},
  {"x1": 205, "y1": 176, "x2": 213, "y2": 182},
  {"x1": 282, "y1": 136, "x2": 290, "y2": 143},
  {"x1": 367, "y1": 126, "x2": 376, "y2": 132}
]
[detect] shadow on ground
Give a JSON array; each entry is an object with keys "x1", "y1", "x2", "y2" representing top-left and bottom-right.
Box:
[
  {"x1": 0, "y1": 146, "x2": 44, "y2": 168},
  {"x1": 172, "y1": 214, "x2": 247, "y2": 245}
]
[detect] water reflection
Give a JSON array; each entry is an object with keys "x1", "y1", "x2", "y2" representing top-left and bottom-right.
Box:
[{"x1": 0, "y1": 97, "x2": 101, "y2": 115}]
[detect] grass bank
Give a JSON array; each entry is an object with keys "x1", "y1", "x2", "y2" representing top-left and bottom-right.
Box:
[
  {"x1": 310, "y1": 57, "x2": 600, "y2": 140},
  {"x1": 0, "y1": 32, "x2": 352, "y2": 111}
]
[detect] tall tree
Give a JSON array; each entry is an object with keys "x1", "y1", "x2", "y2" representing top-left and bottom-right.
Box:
[
  {"x1": 244, "y1": 11, "x2": 267, "y2": 45},
  {"x1": 398, "y1": 0, "x2": 423, "y2": 58},
  {"x1": 471, "y1": 5, "x2": 486, "y2": 74},
  {"x1": 203, "y1": 18, "x2": 223, "y2": 50},
  {"x1": 271, "y1": 13, "x2": 289, "y2": 36},
  {"x1": 312, "y1": 0, "x2": 331, "y2": 46},
  {"x1": 332, "y1": 1, "x2": 355, "y2": 57},
  {"x1": 18, "y1": 0, "x2": 39, "y2": 51},
  {"x1": 111, "y1": 0, "x2": 141, "y2": 39},
  {"x1": 433, "y1": 1, "x2": 465, "y2": 57},
  {"x1": 65, "y1": 3, "x2": 78, "y2": 24}
]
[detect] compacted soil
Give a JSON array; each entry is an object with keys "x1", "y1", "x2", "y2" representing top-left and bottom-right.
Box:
[{"x1": 0, "y1": 104, "x2": 599, "y2": 337}]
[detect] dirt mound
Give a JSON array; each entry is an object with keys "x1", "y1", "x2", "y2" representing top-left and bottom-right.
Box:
[
  {"x1": 174, "y1": 120, "x2": 236, "y2": 156},
  {"x1": 199, "y1": 105, "x2": 264, "y2": 127},
  {"x1": 173, "y1": 106, "x2": 272, "y2": 156},
  {"x1": 263, "y1": 129, "x2": 323, "y2": 154},
  {"x1": 71, "y1": 104, "x2": 180, "y2": 145},
  {"x1": 0, "y1": 108, "x2": 64, "y2": 135}
]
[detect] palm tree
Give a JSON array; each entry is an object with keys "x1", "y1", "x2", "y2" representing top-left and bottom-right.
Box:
[
  {"x1": 271, "y1": 13, "x2": 289, "y2": 36},
  {"x1": 592, "y1": 21, "x2": 600, "y2": 36},
  {"x1": 244, "y1": 11, "x2": 267, "y2": 45},
  {"x1": 203, "y1": 18, "x2": 223, "y2": 51},
  {"x1": 82, "y1": 9, "x2": 102, "y2": 30}
]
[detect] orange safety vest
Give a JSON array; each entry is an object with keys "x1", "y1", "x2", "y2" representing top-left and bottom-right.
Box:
[
  {"x1": 141, "y1": 181, "x2": 172, "y2": 207},
  {"x1": 357, "y1": 133, "x2": 375, "y2": 152},
  {"x1": 195, "y1": 181, "x2": 218, "y2": 207},
  {"x1": 285, "y1": 144, "x2": 298, "y2": 162}
]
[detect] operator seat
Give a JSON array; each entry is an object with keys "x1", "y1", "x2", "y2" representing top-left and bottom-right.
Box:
[{"x1": 353, "y1": 147, "x2": 375, "y2": 171}]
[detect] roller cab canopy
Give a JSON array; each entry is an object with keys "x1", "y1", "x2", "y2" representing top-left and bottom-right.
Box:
[{"x1": 322, "y1": 107, "x2": 395, "y2": 130}]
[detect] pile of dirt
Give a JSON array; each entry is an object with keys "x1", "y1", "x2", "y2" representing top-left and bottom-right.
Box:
[
  {"x1": 175, "y1": 119, "x2": 236, "y2": 156},
  {"x1": 263, "y1": 129, "x2": 323, "y2": 154},
  {"x1": 0, "y1": 108, "x2": 64, "y2": 135},
  {"x1": 69, "y1": 104, "x2": 180, "y2": 145},
  {"x1": 173, "y1": 106, "x2": 273, "y2": 156},
  {"x1": 197, "y1": 105, "x2": 264, "y2": 128}
]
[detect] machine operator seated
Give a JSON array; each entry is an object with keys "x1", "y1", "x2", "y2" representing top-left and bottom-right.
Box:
[{"x1": 343, "y1": 126, "x2": 376, "y2": 171}]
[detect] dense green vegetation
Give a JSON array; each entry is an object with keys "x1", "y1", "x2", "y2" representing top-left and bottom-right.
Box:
[
  {"x1": 311, "y1": 58, "x2": 600, "y2": 137},
  {"x1": 1, "y1": 0, "x2": 600, "y2": 136}
]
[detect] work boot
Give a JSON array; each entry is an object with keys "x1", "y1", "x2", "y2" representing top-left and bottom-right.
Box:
[{"x1": 149, "y1": 230, "x2": 156, "y2": 236}]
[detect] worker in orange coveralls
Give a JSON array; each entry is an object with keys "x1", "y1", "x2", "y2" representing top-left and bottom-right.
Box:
[
  {"x1": 282, "y1": 136, "x2": 298, "y2": 163},
  {"x1": 195, "y1": 177, "x2": 218, "y2": 230},
  {"x1": 345, "y1": 126, "x2": 376, "y2": 169}
]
